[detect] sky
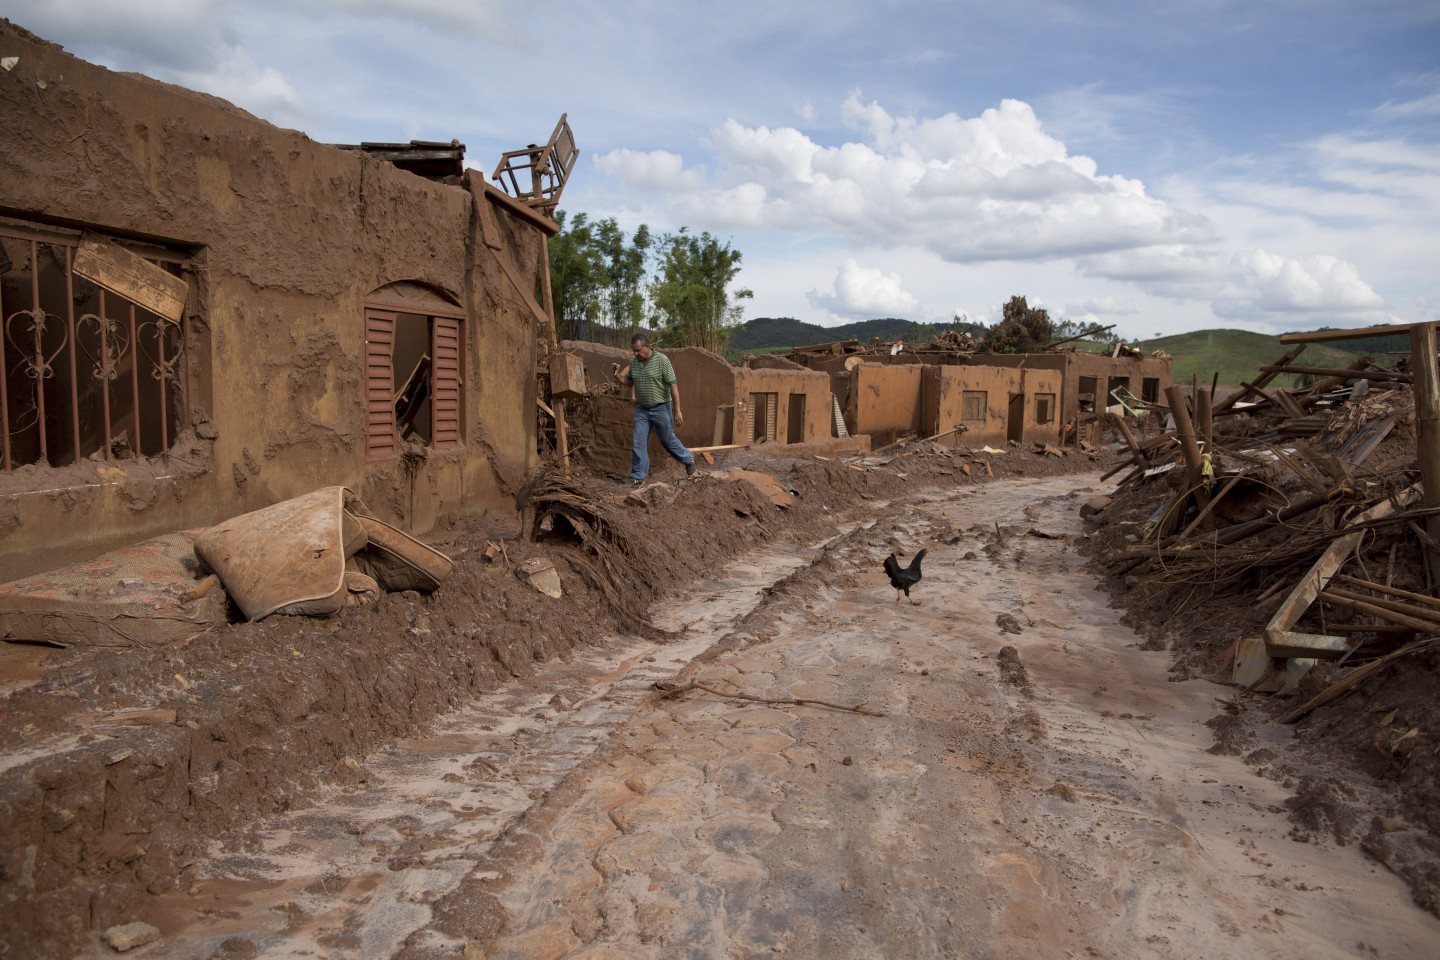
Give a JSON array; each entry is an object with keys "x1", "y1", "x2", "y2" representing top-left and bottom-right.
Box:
[{"x1": 5, "y1": 0, "x2": 1440, "y2": 340}]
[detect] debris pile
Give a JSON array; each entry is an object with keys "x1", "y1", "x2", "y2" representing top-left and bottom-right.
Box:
[{"x1": 1089, "y1": 343, "x2": 1435, "y2": 692}]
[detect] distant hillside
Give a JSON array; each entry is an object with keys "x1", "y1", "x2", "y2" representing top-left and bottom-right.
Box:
[
  {"x1": 729, "y1": 320, "x2": 1397, "y2": 386},
  {"x1": 728, "y1": 317, "x2": 954, "y2": 357},
  {"x1": 1140, "y1": 329, "x2": 1380, "y2": 387}
]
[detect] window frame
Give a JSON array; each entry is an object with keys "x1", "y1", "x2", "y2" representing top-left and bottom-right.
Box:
[{"x1": 363, "y1": 294, "x2": 465, "y2": 461}]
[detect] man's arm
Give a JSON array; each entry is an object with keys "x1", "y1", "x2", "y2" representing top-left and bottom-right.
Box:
[{"x1": 670, "y1": 382, "x2": 684, "y2": 427}]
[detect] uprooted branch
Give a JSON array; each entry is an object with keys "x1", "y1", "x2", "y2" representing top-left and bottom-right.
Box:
[{"x1": 653, "y1": 679, "x2": 886, "y2": 717}]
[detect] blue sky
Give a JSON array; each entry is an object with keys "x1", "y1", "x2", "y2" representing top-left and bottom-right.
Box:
[{"x1": 6, "y1": 0, "x2": 1439, "y2": 339}]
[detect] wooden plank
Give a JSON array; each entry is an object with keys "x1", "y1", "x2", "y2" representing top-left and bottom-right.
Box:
[
  {"x1": 1334, "y1": 574, "x2": 1440, "y2": 611},
  {"x1": 72, "y1": 233, "x2": 187, "y2": 323},
  {"x1": 1259, "y1": 364, "x2": 1408, "y2": 382},
  {"x1": 1262, "y1": 483, "x2": 1422, "y2": 646},
  {"x1": 1281, "y1": 637, "x2": 1440, "y2": 723},
  {"x1": 1213, "y1": 344, "x2": 1304, "y2": 415},
  {"x1": 1265, "y1": 631, "x2": 1351, "y2": 661},
  {"x1": 1279, "y1": 322, "x2": 1420, "y2": 344},
  {"x1": 1321, "y1": 587, "x2": 1440, "y2": 630}
]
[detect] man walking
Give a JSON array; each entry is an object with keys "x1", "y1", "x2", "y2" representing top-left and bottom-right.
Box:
[{"x1": 613, "y1": 334, "x2": 697, "y2": 485}]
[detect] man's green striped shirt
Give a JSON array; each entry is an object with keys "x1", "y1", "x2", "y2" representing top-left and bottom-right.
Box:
[{"x1": 629, "y1": 351, "x2": 677, "y2": 408}]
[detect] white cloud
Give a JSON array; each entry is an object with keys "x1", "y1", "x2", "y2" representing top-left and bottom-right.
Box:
[
  {"x1": 1065, "y1": 296, "x2": 1138, "y2": 316},
  {"x1": 602, "y1": 94, "x2": 1214, "y2": 264},
  {"x1": 592, "y1": 149, "x2": 706, "y2": 192},
  {"x1": 1076, "y1": 246, "x2": 1384, "y2": 320},
  {"x1": 6, "y1": 0, "x2": 314, "y2": 127},
  {"x1": 294, "y1": 0, "x2": 515, "y2": 42},
  {"x1": 7, "y1": 0, "x2": 236, "y2": 72},
  {"x1": 807, "y1": 259, "x2": 920, "y2": 319}
]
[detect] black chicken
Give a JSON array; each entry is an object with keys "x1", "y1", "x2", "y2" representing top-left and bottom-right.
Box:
[{"x1": 883, "y1": 549, "x2": 926, "y2": 605}]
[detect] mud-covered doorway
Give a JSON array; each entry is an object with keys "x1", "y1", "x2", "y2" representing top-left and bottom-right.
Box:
[
  {"x1": 786, "y1": 393, "x2": 805, "y2": 444},
  {"x1": 1007, "y1": 393, "x2": 1024, "y2": 443}
]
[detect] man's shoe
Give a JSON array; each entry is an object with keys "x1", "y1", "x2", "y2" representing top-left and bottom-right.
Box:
[
  {"x1": 627, "y1": 477, "x2": 644, "y2": 486},
  {"x1": 686, "y1": 461, "x2": 698, "y2": 477}
]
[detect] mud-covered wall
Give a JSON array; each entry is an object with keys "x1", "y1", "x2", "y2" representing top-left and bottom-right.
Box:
[
  {"x1": 925, "y1": 365, "x2": 1019, "y2": 447},
  {"x1": 0, "y1": 21, "x2": 539, "y2": 579},
  {"x1": 850, "y1": 363, "x2": 925, "y2": 447},
  {"x1": 1021, "y1": 368, "x2": 1064, "y2": 446},
  {"x1": 733, "y1": 366, "x2": 831, "y2": 444},
  {"x1": 666, "y1": 347, "x2": 736, "y2": 449},
  {"x1": 970, "y1": 353, "x2": 1171, "y2": 439}
]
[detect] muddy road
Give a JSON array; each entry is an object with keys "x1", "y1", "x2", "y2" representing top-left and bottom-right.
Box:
[{"x1": 117, "y1": 474, "x2": 1439, "y2": 959}]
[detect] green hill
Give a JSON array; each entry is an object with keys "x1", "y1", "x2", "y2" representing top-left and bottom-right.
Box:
[
  {"x1": 728, "y1": 319, "x2": 1398, "y2": 387},
  {"x1": 727, "y1": 316, "x2": 956, "y2": 360},
  {"x1": 1139, "y1": 329, "x2": 1385, "y2": 387}
]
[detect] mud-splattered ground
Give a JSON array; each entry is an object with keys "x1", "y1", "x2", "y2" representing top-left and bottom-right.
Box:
[
  {"x1": 62, "y1": 475, "x2": 1440, "y2": 958},
  {"x1": 5, "y1": 445, "x2": 1439, "y2": 958}
]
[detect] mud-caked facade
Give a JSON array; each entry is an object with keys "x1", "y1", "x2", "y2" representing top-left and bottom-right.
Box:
[
  {"x1": 977, "y1": 352, "x2": 1171, "y2": 440},
  {"x1": 924, "y1": 364, "x2": 1062, "y2": 448},
  {"x1": 0, "y1": 22, "x2": 547, "y2": 580}
]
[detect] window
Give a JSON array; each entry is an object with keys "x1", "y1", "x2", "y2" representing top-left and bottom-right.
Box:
[
  {"x1": 1077, "y1": 376, "x2": 1098, "y2": 413},
  {"x1": 961, "y1": 390, "x2": 987, "y2": 422},
  {"x1": 1034, "y1": 393, "x2": 1056, "y2": 425},
  {"x1": 1142, "y1": 377, "x2": 1160, "y2": 404},
  {"x1": 0, "y1": 217, "x2": 191, "y2": 470},
  {"x1": 364, "y1": 284, "x2": 463, "y2": 460}
]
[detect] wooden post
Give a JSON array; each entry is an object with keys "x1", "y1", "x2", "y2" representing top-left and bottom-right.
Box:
[
  {"x1": 1196, "y1": 387, "x2": 1213, "y2": 450},
  {"x1": 1165, "y1": 384, "x2": 1209, "y2": 511},
  {"x1": 538, "y1": 238, "x2": 570, "y2": 475},
  {"x1": 1413, "y1": 322, "x2": 1440, "y2": 589}
]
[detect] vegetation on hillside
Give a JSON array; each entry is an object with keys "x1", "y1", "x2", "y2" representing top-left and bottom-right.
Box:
[{"x1": 1142, "y1": 329, "x2": 1383, "y2": 386}]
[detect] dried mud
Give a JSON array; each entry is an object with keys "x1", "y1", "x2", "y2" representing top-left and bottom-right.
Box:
[{"x1": 0, "y1": 441, "x2": 1088, "y2": 957}]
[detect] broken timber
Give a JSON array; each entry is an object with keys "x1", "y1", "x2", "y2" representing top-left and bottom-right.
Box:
[{"x1": 1259, "y1": 483, "x2": 1422, "y2": 661}]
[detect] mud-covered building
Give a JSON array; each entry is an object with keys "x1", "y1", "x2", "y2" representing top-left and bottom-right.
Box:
[{"x1": 0, "y1": 21, "x2": 554, "y2": 581}]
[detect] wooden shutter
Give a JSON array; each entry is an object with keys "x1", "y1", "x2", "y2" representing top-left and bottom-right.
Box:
[
  {"x1": 364, "y1": 310, "x2": 397, "y2": 460},
  {"x1": 430, "y1": 315, "x2": 462, "y2": 446}
]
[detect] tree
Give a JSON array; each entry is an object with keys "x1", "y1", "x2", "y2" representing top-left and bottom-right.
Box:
[
  {"x1": 649, "y1": 229, "x2": 751, "y2": 353},
  {"x1": 986, "y1": 295, "x2": 1054, "y2": 353},
  {"x1": 547, "y1": 212, "x2": 654, "y2": 346}
]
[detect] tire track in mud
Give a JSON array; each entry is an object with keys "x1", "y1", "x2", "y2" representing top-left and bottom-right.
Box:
[
  {"x1": 450, "y1": 476, "x2": 1440, "y2": 960},
  {"x1": 123, "y1": 537, "x2": 847, "y2": 959}
]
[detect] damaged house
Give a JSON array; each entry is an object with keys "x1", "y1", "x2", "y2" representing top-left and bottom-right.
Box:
[{"x1": 0, "y1": 21, "x2": 559, "y2": 583}]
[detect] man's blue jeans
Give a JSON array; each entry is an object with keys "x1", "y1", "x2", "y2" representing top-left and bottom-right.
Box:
[{"x1": 630, "y1": 402, "x2": 694, "y2": 481}]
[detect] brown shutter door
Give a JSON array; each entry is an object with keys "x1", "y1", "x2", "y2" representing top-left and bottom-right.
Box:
[
  {"x1": 431, "y1": 315, "x2": 462, "y2": 446},
  {"x1": 365, "y1": 311, "x2": 397, "y2": 460}
]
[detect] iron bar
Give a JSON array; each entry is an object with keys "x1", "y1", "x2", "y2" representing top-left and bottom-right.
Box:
[
  {"x1": 128, "y1": 302, "x2": 140, "y2": 455},
  {"x1": 156, "y1": 311, "x2": 169, "y2": 452},
  {"x1": 30, "y1": 239, "x2": 47, "y2": 465},
  {"x1": 99, "y1": 289, "x2": 113, "y2": 460},
  {"x1": 64, "y1": 246, "x2": 81, "y2": 465},
  {"x1": 0, "y1": 252, "x2": 9, "y2": 471}
]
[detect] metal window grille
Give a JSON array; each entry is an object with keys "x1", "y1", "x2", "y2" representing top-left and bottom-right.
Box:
[
  {"x1": 0, "y1": 220, "x2": 189, "y2": 471},
  {"x1": 961, "y1": 390, "x2": 987, "y2": 422}
]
